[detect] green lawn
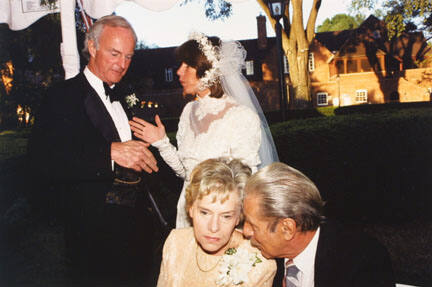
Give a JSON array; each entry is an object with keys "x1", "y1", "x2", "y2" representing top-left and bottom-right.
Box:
[{"x1": 0, "y1": 129, "x2": 30, "y2": 162}]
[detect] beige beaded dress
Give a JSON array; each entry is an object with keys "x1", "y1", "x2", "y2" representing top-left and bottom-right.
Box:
[{"x1": 157, "y1": 228, "x2": 276, "y2": 287}]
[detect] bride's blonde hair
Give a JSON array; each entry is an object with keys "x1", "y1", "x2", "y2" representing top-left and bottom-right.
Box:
[{"x1": 185, "y1": 158, "x2": 251, "y2": 218}]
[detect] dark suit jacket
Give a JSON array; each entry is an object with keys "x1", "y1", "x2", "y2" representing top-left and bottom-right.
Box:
[
  {"x1": 29, "y1": 72, "x2": 118, "y2": 187},
  {"x1": 28, "y1": 72, "x2": 159, "y2": 283},
  {"x1": 273, "y1": 220, "x2": 395, "y2": 287}
]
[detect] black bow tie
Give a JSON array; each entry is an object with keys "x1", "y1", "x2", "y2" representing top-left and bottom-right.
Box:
[{"x1": 103, "y1": 82, "x2": 118, "y2": 103}]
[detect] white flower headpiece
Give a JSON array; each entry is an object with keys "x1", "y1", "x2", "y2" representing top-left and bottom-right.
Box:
[{"x1": 188, "y1": 32, "x2": 221, "y2": 90}]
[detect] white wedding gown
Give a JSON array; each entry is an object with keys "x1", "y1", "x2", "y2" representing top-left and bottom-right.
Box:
[{"x1": 152, "y1": 94, "x2": 262, "y2": 228}]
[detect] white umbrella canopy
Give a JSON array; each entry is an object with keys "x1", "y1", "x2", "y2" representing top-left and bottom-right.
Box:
[
  {"x1": 1, "y1": 0, "x2": 247, "y2": 79},
  {"x1": 0, "y1": 0, "x2": 60, "y2": 30}
]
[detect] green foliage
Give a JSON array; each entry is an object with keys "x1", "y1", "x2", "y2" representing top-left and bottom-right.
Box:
[
  {"x1": 3, "y1": 107, "x2": 431, "y2": 223},
  {"x1": 317, "y1": 106, "x2": 336, "y2": 117},
  {"x1": 0, "y1": 14, "x2": 64, "y2": 129},
  {"x1": 351, "y1": 0, "x2": 432, "y2": 37},
  {"x1": 334, "y1": 101, "x2": 432, "y2": 115},
  {"x1": 0, "y1": 129, "x2": 30, "y2": 162},
  {"x1": 272, "y1": 106, "x2": 432, "y2": 222},
  {"x1": 317, "y1": 13, "x2": 364, "y2": 32}
]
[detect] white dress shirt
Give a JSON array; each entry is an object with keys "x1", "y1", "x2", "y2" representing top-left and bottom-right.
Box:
[
  {"x1": 83, "y1": 67, "x2": 131, "y2": 143},
  {"x1": 83, "y1": 67, "x2": 131, "y2": 170},
  {"x1": 285, "y1": 227, "x2": 321, "y2": 287}
]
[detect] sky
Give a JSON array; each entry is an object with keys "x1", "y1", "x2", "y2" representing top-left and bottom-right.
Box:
[{"x1": 115, "y1": 0, "x2": 356, "y2": 48}]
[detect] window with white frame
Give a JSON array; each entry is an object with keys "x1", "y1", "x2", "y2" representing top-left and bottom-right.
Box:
[
  {"x1": 283, "y1": 55, "x2": 289, "y2": 74},
  {"x1": 355, "y1": 89, "x2": 368, "y2": 103},
  {"x1": 245, "y1": 60, "x2": 254, "y2": 75},
  {"x1": 308, "y1": 52, "x2": 315, "y2": 72},
  {"x1": 165, "y1": 67, "x2": 173, "y2": 82},
  {"x1": 316, "y1": 92, "x2": 328, "y2": 106}
]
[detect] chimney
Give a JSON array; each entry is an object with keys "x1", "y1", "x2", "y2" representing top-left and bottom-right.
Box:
[{"x1": 257, "y1": 15, "x2": 267, "y2": 50}]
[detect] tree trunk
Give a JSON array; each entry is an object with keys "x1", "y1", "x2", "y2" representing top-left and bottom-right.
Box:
[{"x1": 257, "y1": 0, "x2": 321, "y2": 110}]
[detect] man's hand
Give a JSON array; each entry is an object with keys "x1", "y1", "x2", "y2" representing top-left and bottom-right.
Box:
[{"x1": 111, "y1": 140, "x2": 158, "y2": 173}]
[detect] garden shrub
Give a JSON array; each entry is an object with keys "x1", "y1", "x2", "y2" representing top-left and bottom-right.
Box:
[
  {"x1": 335, "y1": 101, "x2": 432, "y2": 115},
  {"x1": 271, "y1": 107, "x2": 432, "y2": 222}
]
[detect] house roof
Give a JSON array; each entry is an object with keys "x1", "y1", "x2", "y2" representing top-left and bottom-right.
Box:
[
  {"x1": 314, "y1": 29, "x2": 354, "y2": 54},
  {"x1": 314, "y1": 15, "x2": 430, "y2": 62}
]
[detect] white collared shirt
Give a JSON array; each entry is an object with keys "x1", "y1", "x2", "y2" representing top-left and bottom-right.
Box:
[
  {"x1": 284, "y1": 227, "x2": 320, "y2": 287},
  {"x1": 83, "y1": 67, "x2": 132, "y2": 170},
  {"x1": 83, "y1": 67, "x2": 131, "y2": 143}
]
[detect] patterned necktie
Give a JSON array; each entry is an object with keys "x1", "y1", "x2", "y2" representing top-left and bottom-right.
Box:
[{"x1": 285, "y1": 264, "x2": 301, "y2": 287}]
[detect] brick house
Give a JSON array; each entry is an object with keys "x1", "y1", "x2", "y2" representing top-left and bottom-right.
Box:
[
  {"x1": 309, "y1": 15, "x2": 432, "y2": 107},
  {"x1": 127, "y1": 15, "x2": 432, "y2": 117}
]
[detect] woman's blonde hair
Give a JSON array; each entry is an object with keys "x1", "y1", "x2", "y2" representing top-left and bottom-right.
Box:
[{"x1": 185, "y1": 158, "x2": 252, "y2": 217}]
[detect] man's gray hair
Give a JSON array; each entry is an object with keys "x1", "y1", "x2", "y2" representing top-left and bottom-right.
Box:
[
  {"x1": 82, "y1": 15, "x2": 137, "y2": 60},
  {"x1": 245, "y1": 162, "x2": 325, "y2": 232}
]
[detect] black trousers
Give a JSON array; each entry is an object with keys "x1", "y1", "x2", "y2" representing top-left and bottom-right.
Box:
[{"x1": 64, "y1": 182, "x2": 155, "y2": 285}]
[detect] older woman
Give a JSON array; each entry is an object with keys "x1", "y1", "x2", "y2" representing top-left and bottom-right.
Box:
[
  {"x1": 157, "y1": 158, "x2": 276, "y2": 287},
  {"x1": 130, "y1": 33, "x2": 278, "y2": 228}
]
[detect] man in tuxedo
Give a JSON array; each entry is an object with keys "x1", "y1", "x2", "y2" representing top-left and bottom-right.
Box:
[
  {"x1": 28, "y1": 15, "x2": 158, "y2": 285},
  {"x1": 242, "y1": 162, "x2": 395, "y2": 287}
]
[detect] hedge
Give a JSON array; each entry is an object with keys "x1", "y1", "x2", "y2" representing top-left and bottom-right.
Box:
[{"x1": 271, "y1": 107, "x2": 432, "y2": 222}]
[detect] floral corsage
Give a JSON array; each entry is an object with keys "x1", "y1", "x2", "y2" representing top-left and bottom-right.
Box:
[
  {"x1": 216, "y1": 246, "x2": 262, "y2": 286},
  {"x1": 125, "y1": 93, "x2": 139, "y2": 108}
]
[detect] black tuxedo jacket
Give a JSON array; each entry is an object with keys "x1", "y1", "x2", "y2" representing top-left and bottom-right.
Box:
[
  {"x1": 28, "y1": 72, "x2": 129, "y2": 207},
  {"x1": 272, "y1": 220, "x2": 395, "y2": 287}
]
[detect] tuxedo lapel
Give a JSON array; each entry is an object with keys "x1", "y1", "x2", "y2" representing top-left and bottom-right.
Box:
[
  {"x1": 119, "y1": 99, "x2": 133, "y2": 120},
  {"x1": 114, "y1": 83, "x2": 134, "y2": 120},
  {"x1": 79, "y1": 74, "x2": 121, "y2": 143}
]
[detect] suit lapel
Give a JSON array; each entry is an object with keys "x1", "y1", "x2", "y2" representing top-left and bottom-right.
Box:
[
  {"x1": 314, "y1": 222, "x2": 339, "y2": 287},
  {"x1": 79, "y1": 74, "x2": 121, "y2": 143}
]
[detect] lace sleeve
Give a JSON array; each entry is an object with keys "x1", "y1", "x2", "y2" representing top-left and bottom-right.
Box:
[
  {"x1": 151, "y1": 104, "x2": 192, "y2": 179},
  {"x1": 228, "y1": 106, "x2": 261, "y2": 173},
  {"x1": 152, "y1": 135, "x2": 185, "y2": 178}
]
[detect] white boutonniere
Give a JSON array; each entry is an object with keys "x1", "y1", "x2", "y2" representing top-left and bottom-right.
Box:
[
  {"x1": 125, "y1": 93, "x2": 139, "y2": 108},
  {"x1": 216, "y1": 247, "x2": 262, "y2": 286}
]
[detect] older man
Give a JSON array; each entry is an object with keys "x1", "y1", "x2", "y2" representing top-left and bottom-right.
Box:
[
  {"x1": 29, "y1": 15, "x2": 158, "y2": 284},
  {"x1": 242, "y1": 162, "x2": 395, "y2": 287}
]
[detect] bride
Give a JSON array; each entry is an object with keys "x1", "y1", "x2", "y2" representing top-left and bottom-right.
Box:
[
  {"x1": 130, "y1": 32, "x2": 278, "y2": 228},
  {"x1": 157, "y1": 158, "x2": 276, "y2": 286}
]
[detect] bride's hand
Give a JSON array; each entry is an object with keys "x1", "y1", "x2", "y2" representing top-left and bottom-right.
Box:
[{"x1": 129, "y1": 115, "x2": 166, "y2": 144}]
